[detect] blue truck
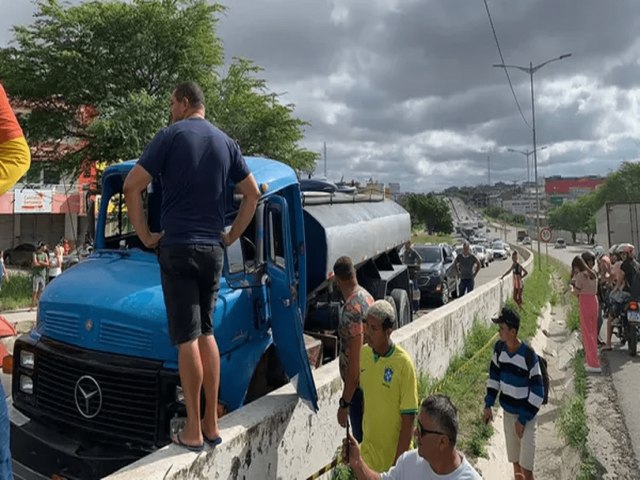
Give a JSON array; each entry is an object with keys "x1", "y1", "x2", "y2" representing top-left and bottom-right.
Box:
[{"x1": 9, "y1": 157, "x2": 413, "y2": 479}]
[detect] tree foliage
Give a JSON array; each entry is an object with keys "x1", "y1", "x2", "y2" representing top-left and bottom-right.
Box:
[
  {"x1": 400, "y1": 194, "x2": 453, "y2": 234},
  {"x1": 0, "y1": 0, "x2": 317, "y2": 180},
  {"x1": 484, "y1": 206, "x2": 526, "y2": 226},
  {"x1": 592, "y1": 161, "x2": 640, "y2": 208}
]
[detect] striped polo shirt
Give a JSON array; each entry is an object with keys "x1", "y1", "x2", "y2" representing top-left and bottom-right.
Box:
[{"x1": 484, "y1": 341, "x2": 544, "y2": 425}]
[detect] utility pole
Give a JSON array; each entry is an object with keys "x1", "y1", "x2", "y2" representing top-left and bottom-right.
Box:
[
  {"x1": 487, "y1": 155, "x2": 491, "y2": 186},
  {"x1": 323, "y1": 142, "x2": 327, "y2": 178},
  {"x1": 495, "y1": 53, "x2": 572, "y2": 270}
]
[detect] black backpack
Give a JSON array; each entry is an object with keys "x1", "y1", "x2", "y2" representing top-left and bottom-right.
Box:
[{"x1": 525, "y1": 345, "x2": 549, "y2": 405}]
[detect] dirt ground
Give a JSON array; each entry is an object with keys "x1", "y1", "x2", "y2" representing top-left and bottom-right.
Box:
[{"x1": 475, "y1": 276, "x2": 639, "y2": 479}]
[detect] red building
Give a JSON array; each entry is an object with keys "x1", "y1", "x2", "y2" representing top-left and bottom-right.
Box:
[
  {"x1": 0, "y1": 99, "x2": 98, "y2": 249},
  {"x1": 545, "y1": 175, "x2": 604, "y2": 206}
]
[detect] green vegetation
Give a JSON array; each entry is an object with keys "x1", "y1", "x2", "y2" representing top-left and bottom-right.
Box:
[
  {"x1": 483, "y1": 206, "x2": 526, "y2": 227},
  {"x1": 0, "y1": 272, "x2": 32, "y2": 311},
  {"x1": 400, "y1": 194, "x2": 454, "y2": 235},
  {"x1": 0, "y1": 0, "x2": 318, "y2": 178}
]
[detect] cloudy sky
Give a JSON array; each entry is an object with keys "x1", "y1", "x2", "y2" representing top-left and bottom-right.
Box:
[{"x1": 3, "y1": 0, "x2": 640, "y2": 192}]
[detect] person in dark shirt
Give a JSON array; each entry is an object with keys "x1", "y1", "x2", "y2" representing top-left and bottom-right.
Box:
[
  {"x1": 124, "y1": 82, "x2": 260, "y2": 452},
  {"x1": 453, "y1": 243, "x2": 481, "y2": 297},
  {"x1": 618, "y1": 244, "x2": 640, "y2": 296}
]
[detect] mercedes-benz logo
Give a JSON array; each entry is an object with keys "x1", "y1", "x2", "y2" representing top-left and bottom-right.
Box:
[{"x1": 74, "y1": 375, "x2": 102, "y2": 419}]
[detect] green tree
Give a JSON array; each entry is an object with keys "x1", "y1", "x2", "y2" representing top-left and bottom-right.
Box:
[
  {"x1": 400, "y1": 194, "x2": 453, "y2": 234},
  {"x1": 594, "y1": 161, "x2": 640, "y2": 208},
  {"x1": 0, "y1": 0, "x2": 317, "y2": 178}
]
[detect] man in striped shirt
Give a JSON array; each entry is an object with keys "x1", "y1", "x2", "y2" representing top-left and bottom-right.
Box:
[{"x1": 483, "y1": 306, "x2": 544, "y2": 480}]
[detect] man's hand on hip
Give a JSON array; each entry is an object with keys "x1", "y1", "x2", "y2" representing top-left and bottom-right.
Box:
[{"x1": 142, "y1": 231, "x2": 164, "y2": 248}]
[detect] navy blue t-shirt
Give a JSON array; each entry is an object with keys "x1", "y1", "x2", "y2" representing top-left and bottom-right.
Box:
[{"x1": 138, "y1": 118, "x2": 250, "y2": 246}]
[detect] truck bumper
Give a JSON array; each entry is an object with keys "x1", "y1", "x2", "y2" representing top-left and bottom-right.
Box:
[{"x1": 9, "y1": 400, "x2": 145, "y2": 480}]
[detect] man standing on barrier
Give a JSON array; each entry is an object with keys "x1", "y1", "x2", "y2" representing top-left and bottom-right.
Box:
[
  {"x1": 124, "y1": 81, "x2": 260, "y2": 451},
  {"x1": 333, "y1": 256, "x2": 374, "y2": 443},
  {"x1": 344, "y1": 394, "x2": 482, "y2": 479},
  {"x1": 359, "y1": 300, "x2": 418, "y2": 472}
]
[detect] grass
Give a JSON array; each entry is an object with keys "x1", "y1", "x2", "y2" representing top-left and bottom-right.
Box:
[
  {"x1": 0, "y1": 272, "x2": 32, "y2": 311},
  {"x1": 411, "y1": 232, "x2": 454, "y2": 245}
]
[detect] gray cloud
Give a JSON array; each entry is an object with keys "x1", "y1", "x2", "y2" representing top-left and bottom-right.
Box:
[{"x1": 3, "y1": 0, "x2": 640, "y2": 191}]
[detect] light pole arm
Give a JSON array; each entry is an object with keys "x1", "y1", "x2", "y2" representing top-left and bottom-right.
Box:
[
  {"x1": 531, "y1": 53, "x2": 572, "y2": 73},
  {"x1": 493, "y1": 63, "x2": 531, "y2": 74}
]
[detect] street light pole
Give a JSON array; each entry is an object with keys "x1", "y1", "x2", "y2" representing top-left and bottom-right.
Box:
[
  {"x1": 494, "y1": 53, "x2": 572, "y2": 270},
  {"x1": 507, "y1": 146, "x2": 547, "y2": 185}
]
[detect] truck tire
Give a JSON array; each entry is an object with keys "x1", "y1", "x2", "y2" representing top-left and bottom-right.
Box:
[
  {"x1": 391, "y1": 289, "x2": 411, "y2": 328},
  {"x1": 384, "y1": 295, "x2": 399, "y2": 327}
]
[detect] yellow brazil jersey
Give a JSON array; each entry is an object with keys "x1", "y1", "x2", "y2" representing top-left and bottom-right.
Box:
[{"x1": 359, "y1": 343, "x2": 418, "y2": 472}]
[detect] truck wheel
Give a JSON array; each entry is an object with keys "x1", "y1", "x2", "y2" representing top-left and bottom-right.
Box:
[
  {"x1": 384, "y1": 295, "x2": 399, "y2": 327},
  {"x1": 391, "y1": 289, "x2": 411, "y2": 328}
]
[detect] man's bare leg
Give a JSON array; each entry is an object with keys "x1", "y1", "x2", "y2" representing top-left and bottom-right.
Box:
[
  {"x1": 176, "y1": 339, "x2": 204, "y2": 446},
  {"x1": 199, "y1": 334, "x2": 221, "y2": 440},
  {"x1": 513, "y1": 463, "x2": 524, "y2": 480}
]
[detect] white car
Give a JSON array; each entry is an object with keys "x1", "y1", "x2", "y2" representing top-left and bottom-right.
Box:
[
  {"x1": 522, "y1": 236, "x2": 532, "y2": 245},
  {"x1": 491, "y1": 242, "x2": 509, "y2": 260},
  {"x1": 472, "y1": 245, "x2": 489, "y2": 267}
]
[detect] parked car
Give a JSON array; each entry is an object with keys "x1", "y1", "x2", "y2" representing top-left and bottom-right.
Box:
[
  {"x1": 491, "y1": 241, "x2": 509, "y2": 260},
  {"x1": 472, "y1": 245, "x2": 489, "y2": 267},
  {"x1": 554, "y1": 238, "x2": 566, "y2": 249},
  {"x1": 3, "y1": 243, "x2": 36, "y2": 267},
  {"x1": 414, "y1": 244, "x2": 458, "y2": 306},
  {"x1": 522, "y1": 236, "x2": 532, "y2": 245}
]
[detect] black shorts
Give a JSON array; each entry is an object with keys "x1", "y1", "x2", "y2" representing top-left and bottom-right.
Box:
[{"x1": 158, "y1": 244, "x2": 224, "y2": 345}]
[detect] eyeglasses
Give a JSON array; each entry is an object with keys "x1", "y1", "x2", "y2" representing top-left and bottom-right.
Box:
[{"x1": 415, "y1": 419, "x2": 447, "y2": 438}]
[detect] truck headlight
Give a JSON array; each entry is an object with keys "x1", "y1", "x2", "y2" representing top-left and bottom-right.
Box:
[
  {"x1": 20, "y1": 350, "x2": 35, "y2": 370},
  {"x1": 20, "y1": 375, "x2": 34, "y2": 394}
]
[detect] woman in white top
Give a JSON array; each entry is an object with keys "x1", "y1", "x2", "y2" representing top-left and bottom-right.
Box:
[
  {"x1": 48, "y1": 243, "x2": 64, "y2": 282},
  {"x1": 0, "y1": 251, "x2": 8, "y2": 292}
]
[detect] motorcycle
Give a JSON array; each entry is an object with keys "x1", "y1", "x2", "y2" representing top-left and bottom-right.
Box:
[
  {"x1": 626, "y1": 299, "x2": 640, "y2": 356},
  {"x1": 609, "y1": 294, "x2": 640, "y2": 356}
]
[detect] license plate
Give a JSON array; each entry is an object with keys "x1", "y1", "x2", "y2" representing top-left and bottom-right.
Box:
[{"x1": 628, "y1": 310, "x2": 640, "y2": 323}]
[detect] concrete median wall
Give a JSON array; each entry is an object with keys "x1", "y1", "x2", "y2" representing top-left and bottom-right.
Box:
[{"x1": 107, "y1": 249, "x2": 532, "y2": 480}]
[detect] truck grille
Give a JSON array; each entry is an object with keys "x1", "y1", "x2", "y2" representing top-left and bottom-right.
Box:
[{"x1": 34, "y1": 343, "x2": 160, "y2": 446}]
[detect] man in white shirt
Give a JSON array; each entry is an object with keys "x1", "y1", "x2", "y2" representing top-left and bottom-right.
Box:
[{"x1": 344, "y1": 394, "x2": 483, "y2": 479}]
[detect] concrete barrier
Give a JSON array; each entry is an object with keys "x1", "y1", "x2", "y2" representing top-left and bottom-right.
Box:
[{"x1": 107, "y1": 248, "x2": 533, "y2": 480}]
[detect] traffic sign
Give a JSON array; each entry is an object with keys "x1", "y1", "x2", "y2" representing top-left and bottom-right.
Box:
[{"x1": 540, "y1": 227, "x2": 552, "y2": 243}]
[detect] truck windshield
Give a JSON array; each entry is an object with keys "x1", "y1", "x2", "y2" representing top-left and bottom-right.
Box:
[
  {"x1": 101, "y1": 186, "x2": 150, "y2": 249},
  {"x1": 414, "y1": 246, "x2": 442, "y2": 263}
]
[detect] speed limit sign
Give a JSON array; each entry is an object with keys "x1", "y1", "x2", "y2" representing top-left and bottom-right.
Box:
[{"x1": 540, "y1": 227, "x2": 552, "y2": 243}]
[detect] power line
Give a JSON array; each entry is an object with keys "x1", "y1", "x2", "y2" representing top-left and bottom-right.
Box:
[{"x1": 483, "y1": 0, "x2": 532, "y2": 130}]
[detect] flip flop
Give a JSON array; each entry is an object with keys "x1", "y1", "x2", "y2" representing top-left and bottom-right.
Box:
[
  {"x1": 601, "y1": 346, "x2": 613, "y2": 351},
  {"x1": 203, "y1": 433, "x2": 223, "y2": 447},
  {"x1": 172, "y1": 432, "x2": 205, "y2": 453}
]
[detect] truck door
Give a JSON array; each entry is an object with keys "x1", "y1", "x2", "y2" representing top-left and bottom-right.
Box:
[{"x1": 266, "y1": 195, "x2": 318, "y2": 412}]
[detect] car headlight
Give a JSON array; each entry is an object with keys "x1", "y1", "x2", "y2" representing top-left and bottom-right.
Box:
[
  {"x1": 20, "y1": 375, "x2": 34, "y2": 394},
  {"x1": 20, "y1": 350, "x2": 34, "y2": 370}
]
